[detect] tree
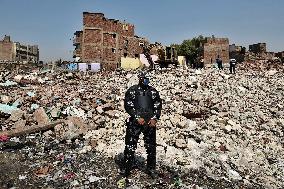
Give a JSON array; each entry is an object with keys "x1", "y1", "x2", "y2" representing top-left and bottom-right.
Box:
[{"x1": 171, "y1": 35, "x2": 206, "y2": 65}]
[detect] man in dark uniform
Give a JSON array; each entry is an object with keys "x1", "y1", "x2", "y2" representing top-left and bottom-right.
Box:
[
  {"x1": 123, "y1": 72, "x2": 162, "y2": 179},
  {"x1": 217, "y1": 57, "x2": 223, "y2": 70}
]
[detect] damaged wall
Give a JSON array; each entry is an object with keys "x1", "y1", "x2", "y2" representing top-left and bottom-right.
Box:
[
  {"x1": 0, "y1": 36, "x2": 15, "y2": 62},
  {"x1": 74, "y1": 12, "x2": 148, "y2": 71},
  {"x1": 203, "y1": 37, "x2": 229, "y2": 64}
]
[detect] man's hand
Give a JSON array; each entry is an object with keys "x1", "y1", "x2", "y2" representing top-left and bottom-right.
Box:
[
  {"x1": 148, "y1": 119, "x2": 157, "y2": 127},
  {"x1": 137, "y1": 118, "x2": 145, "y2": 125}
]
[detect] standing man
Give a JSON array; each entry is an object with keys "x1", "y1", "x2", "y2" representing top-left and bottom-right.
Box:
[
  {"x1": 199, "y1": 56, "x2": 204, "y2": 69},
  {"x1": 217, "y1": 57, "x2": 223, "y2": 70},
  {"x1": 230, "y1": 59, "x2": 237, "y2": 74},
  {"x1": 123, "y1": 72, "x2": 162, "y2": 179}
]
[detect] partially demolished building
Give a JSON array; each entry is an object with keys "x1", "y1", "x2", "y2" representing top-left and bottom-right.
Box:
[
  {"x1": 249, "y1": 43, "x2": 266, "y2": 54},
  {"x1": 0, "y1": 35, "x2": 39, "y2": 64},
  {"x1": 203, "y1": 37, "x2": 229, "y2": 64},
  {"x1": 73, "y1": 12, "x2": 148, "y2": 71}
]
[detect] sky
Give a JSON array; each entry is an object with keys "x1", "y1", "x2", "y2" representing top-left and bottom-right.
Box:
[{"x1": 0, "y1": 0, "x2": 283, "y2": 62}]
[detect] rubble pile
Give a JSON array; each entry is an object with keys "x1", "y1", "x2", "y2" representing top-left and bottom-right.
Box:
[{"x1": 0, "y1": 63, "x2": 284, "y2": 188}]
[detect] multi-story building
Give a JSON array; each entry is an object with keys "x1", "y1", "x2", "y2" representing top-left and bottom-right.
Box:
[
  {"x1": 203, "y1": 36, "x2": 229, "y2": 64},
  {"x1": 0, "y1": 35, "x2": 39, "y2": 63},
  {"x1": 73, "y1": 12, "x2": 148, "y2": 70}
]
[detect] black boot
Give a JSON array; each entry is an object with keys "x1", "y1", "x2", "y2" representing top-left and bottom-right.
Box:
[{"x1": 146, "y1": 168, "x2": 159, "y2": 179}]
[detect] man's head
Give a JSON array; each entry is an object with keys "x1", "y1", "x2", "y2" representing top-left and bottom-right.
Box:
[{"x1": 138, "y1": 72, "x2": 150, "y2": 87}]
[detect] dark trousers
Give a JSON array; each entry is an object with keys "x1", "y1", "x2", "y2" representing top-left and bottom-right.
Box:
[
  {"x1": 218, "y1": 62, "x2": 223, "y2": 69},
  {"x1": 230, "y1": 64, "x2": 236, "y2": 74},
  {"x1": 124, "y1": 118, "x2": 156, "y2": 175}
]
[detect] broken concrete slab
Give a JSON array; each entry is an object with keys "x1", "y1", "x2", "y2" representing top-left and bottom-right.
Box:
[{"x1": 34, "y1": 107, "x2": 49, "y2": 125}]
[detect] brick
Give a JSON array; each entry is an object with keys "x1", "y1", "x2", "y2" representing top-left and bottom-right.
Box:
[
  {"x1": 74, "y1": 12, "x2": 148, "y2": 70},
  {"x1": 203, "y1": 37, "x2": 229, "y2": 64}
]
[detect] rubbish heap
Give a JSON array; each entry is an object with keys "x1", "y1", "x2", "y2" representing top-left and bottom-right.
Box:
[{"x1": 0, "y1": 63, "x2": 283, "y2": 188}]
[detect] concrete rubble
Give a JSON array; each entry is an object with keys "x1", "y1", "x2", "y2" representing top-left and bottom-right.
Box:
[{"x1": 0, "y1": 63, "x2": 284, "y2": 188}]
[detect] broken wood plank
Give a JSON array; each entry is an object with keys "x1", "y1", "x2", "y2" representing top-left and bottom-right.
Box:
[{"x1": 0, "y1": 120, "x2": 64, "y2": 138}]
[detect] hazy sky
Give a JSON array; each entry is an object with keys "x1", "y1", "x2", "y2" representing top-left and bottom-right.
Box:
[{"x1": 0, "y1": 0, "x2": 283, "y2": 61}]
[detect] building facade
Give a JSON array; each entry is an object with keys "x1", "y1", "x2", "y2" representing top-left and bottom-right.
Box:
[
  {"x1": 0, "y1": 35, "x2": 39, "y2": 63},
  {"x1": 73, "y1": 12, "x2": 148, "y2": 71},
  {"x1": 203, "y1": 37, "x2": 229, "y2": 64}
]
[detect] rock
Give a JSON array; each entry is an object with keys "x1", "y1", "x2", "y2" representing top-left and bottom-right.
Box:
[
  {"x1": 14, "y1": 75, "x2": 23, "y2": 83},
  {"x1": 175, "y1": 139, "x2": 187, "y2": 149},
  {"x1": 228, "y1": 170, "x2": 242, "y2": 181},
  {"x1": 126, "y1": 185, "x2": 140, "y2": 189},
  {"x1": 10, "y1": 110, "x2": 24, "y2": 122},
  {"x1": 105, "y1": 110, "x2": 119, "y2": 118},
  {"x1": 66, "y1": 73, "x2": 73, "y2": 78},
  {"x1": 31, "y1": 104, "x2": 40, "y2": 111},
  {"x1": 96, "y1": 106, "x2": 104, "y2": 114},
  {"x1": 51, "y1": 107, "x2": 61, "y2": 118},
  {"x1": 79, "y1": 145, "x2": 92, "y2": 154},
  {"x1": 27, "y1": 91, "x2": 36, "y2": 97},
  {"x1": 34, "y1": 107, "x2": 49, "y2": 125},
  {"x1": 224, "y1": 125, "x2": 232, "y2": 132},
  {"x1": 88, "y1": 175, "x2": 106, "y2": 183},
  {"x1": 43, "y1": 130, "x2": 54, "y2": 138},
  {"x1": 12, "y1": 119, "x2": 26, "y2": 129},
  {"x1": 1, "y1": 95, "x2": 11, "y2": 104},
  {"x1": 186, "y1": 120, "x2": 197, "y2": 131}
]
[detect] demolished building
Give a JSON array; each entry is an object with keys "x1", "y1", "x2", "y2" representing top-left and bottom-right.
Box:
[
  {"x1": 73, "y1": 12, "x2": 148, "y2": 71},
  {"x1": 229, "y1": 44, "x2": 246, "y2": 62},
  {"x1": 0, "y1": 35, "x2": 39, "y2": 64},
  {"x1": 203, "y1": 36, "x2": 229, "y2": 64},
  {"x1": 276, "y1": 51, "x2": 284, "y2": 62},
  {"x1": 246, "y1": 42, "x2": 280, "y2": 63},
  {"x1": 249, "y1": 43, "x2": 266, "y2": 54}
]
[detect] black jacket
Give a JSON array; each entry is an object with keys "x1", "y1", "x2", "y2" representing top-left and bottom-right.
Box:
[{"x1": 124, "y1": 84, "x2": 162, "y2": 121}]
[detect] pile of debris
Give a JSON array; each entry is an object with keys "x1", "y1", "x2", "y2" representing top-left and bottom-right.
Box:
[{"x1": 0, "y1": 62, "x2": 283, "y2": 188}]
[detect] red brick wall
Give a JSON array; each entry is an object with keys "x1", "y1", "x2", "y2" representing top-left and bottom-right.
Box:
[
  {"x1": 84, "y1": 45, "x2": 102, "y2": 61},
  {"x1": 84, "y1": 29, "x2": 102, "y2": 44},
  {"x1": 103, "y1": 48, "x2": 116, "y2": 62},
  {"x1": 83, "y1": 13, "x2": 134, "y2": 37},
  {"x1": 203, "y1": 38, "x2": 229, "y2": 64},
  {"x1": 103, "y1": 33, "x2": 117, "y2": 48}
]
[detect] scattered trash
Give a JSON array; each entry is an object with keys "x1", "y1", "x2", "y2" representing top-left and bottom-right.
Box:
[
  {"x1": 0, "y1": 135, "x2": 9, "y2": 142},
  {"x1": 88, "y1": 175, "x2": 106, "y2": 183},
  {"x1": 0, "y1": 80, "x2": 18, "y2": 87},
  {"x1": 27, "y1": 91, "x2": 36, "y2": 97},
  {"x1": 0, "y1": 63, "x2": 283, "y2": 188},
  {"x1": 63, "y1": 172, "x2": 76, "y2": 180},
  {"x1": 117, "y1": 177, "x2": 127, "y2": 189},
  {"x1": 0, "y1": 104, "x2": 19, "y2": 114},
  {"x1": 34, "y1": 164, "x2": 53, "y2": 177}
]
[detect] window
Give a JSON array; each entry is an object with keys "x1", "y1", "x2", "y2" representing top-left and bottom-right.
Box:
[
  {"x1": 139, "y1": 42, "x2": 144, "y2": 47},
  {"x1": 135, "y1": 54, "x2": 139, "y2": 58},
  {"x1": 112, "y1": 34, "x2": 117, "y2": 39},
  {"x1": 112, "y1": 48, "x2": 116, "y2": 53},
  {"x1": 124, "y1": 53, "x2": 128, "y2": 57},
  {"x1": 88, "y1": 64, "x2": 91, "y2": 71}
]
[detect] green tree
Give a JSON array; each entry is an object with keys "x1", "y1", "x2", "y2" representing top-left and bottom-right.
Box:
[{"x1": 171, "y1": 35, "x2": 206, "y2": 64}]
